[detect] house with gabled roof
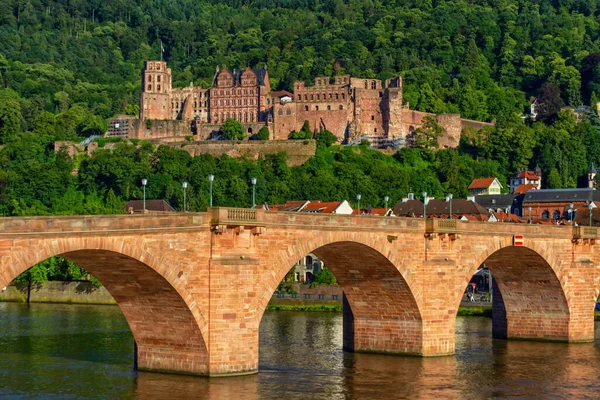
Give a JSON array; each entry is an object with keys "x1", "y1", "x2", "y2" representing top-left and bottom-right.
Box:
[
  {"x1": 509, "y1": 168, "x2": 542, "y2": 193},
  {"x1": 468, "y1": 178, "x2": 503, "y2": 195}
]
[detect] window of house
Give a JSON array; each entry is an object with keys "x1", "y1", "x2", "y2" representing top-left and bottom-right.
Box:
[
  {"x1": 305, "y1": 105, "x2": 309, "y2": 111},
  {"x1": 541, "y1": 210, "x2": 549, "y2": 220},
  {"x1": 371, "y1": 81, "x2": 376, "y2": 89}
]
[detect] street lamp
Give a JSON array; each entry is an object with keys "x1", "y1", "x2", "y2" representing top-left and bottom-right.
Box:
[
  {"x1": 141, "y1": 178, "x2": 148, "y2": 213},
  {"x1": 528, "y1": 206, "x2": 532, "y2": 224},
  {"x1": 356, "y1": 194, "x2": 362, "y2": 214},
  {"x1": 422, "y1": 191, "x2": 428, "y2": 219},
  {"x1": 208, "y1": 174, "x2": 215, "y2": 207},
  {"x1": 251, "y1": 177, "x2": 257, "y2": 207},
  {"x1": 569, "y1": 203, "x2": 574, "y2": 226},
  {"x1": 384, "y1": 195, "x2": 389, "y2": 210},
  {"x1": 182, "y1": 181, "x2": 188, "y2": 212},
  {"x1": 589, "y1": 201, "x2": 597, "y2": 227},
  {"x1": 448, "y1": 193, "x2": 453, "y2": 219}
]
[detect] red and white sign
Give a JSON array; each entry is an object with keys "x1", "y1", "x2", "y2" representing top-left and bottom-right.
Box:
[{"x1": 513, "y1": 235, "x2": 524, "y2": 246}]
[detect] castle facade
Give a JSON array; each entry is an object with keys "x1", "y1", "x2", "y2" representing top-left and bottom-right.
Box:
[{"x1": 123, "y1": 60, "x2": 492, "y2": 147}]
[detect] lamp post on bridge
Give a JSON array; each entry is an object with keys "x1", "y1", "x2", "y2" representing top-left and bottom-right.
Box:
[
  {"x1": 208, "y1": 174, "x2": 215, "y2": 207},
  {"x1": 589, "y1": 201, "x2": 597, "y2": 227},
  {"x1": 422, "y1": 191, "x2": 428, "y2": 219},
  {"x1": 528, "y1": 206, "x2": 532, "y2": 224},
  {"x1": 356, "y1": 194, "x2": 362, "y2": 214},
  {"x1": 182, "y1": 181, "x2": 188, "y2": 212},
  {"x1": 251, "y1": 177, "x2": 257, "y2": 208},
  {"x1": 569, "y1": 203, "x2": 574, "y2": 226},
  {"x1": 384, "y1": 195, "x2": 389, "y2": 210},
  {"x1": 141, "y1": 178, "x2": 148, "y2": 213},
  {"x1": 448, "y1": 193, "x2": 453, "y2": 219}
]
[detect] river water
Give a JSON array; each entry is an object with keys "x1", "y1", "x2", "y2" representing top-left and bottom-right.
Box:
[{"x1": 0, "y1": 303, "x2": 599, "y2": 399}]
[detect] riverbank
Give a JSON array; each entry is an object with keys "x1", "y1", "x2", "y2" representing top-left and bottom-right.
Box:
[{"x1": 0, "y1": 282, "x2": 116, "y2": 305}]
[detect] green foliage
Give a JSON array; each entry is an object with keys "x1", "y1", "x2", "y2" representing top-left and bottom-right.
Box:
[
  {"x1": 315, "y1": 130, "x2": 337, "y2": 147},
  {"x1": 221, "y1": 118, "x2": 245, "y2": 140},
  {"x1": 310, "y1": 266, "x2": 337, "y2": 287},
  {"x1": 14, "y1": 257, "x2": 100, "y2": 287},
  {"x1": 257, "y1": 126, "x2": 270, "y2": 140},
  {"x1": 145, "y1": 119, "x2": 152, "y2": 130},
  {"x1": 411, "y1": 116, "x2": 444, "y2": 149}
]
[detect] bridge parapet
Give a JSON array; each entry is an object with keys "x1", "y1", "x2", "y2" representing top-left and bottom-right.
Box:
[
  {"x1": 209, "y1": 207, "x2": 266, "y2": 235},
  {"x1": 572, "y1": 225, "x2": 597, "y2": 244},
  {"x1": 425, "y1": 218, "x2": 461, "y2": 240}
]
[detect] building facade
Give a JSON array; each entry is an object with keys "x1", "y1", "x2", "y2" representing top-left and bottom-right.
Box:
[{"x1": 134, "y1": 60, "x2": 493, "y2": 146}]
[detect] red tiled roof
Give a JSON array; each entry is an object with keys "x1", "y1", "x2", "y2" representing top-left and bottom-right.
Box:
[
  {"x1": 468, "y1": 178, "x2": 497, "y2": 189},
  {"x1": 514, "y1": 184, "x2": 537, "y2": 194},
  {"x1": 514, "y1": 171, "x2": 540, "y2": 180},
  {"x1": 269, "y1": 90, "x2": 293, "y2": 98},
  {"x1": 301, "y1": 201, "x2": 342, "y2": 213}
]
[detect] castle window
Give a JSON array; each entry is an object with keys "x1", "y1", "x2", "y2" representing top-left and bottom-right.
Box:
[
  {"x1": 149, "y1": 64, "x2": 153, "y2": 70},
  {"x1": 226, "y1": 113, "x2": 230, "y2": 119},
  {"x1": 379, "y1": 92, "x2": 383, "y2": 97},
  {"x1": 339, "y1": 105, "x2": 343, "y2": 110},
  {"x1": 157, "y1": 75, "x2": 161, "y2": 82},
  {"x1": 214, "y1": 113, "x2": 218, "y2": 122},
  {"x1": 250, "y1": 99, "x2": 254, "y2": 105},
  {"x1": 194, "y1": 101, "x2": 197, "y2": 108},
  {"x1": 232, "y1": 112, "x2": 236, "y2": 120},
  {"x1": 364, "y1": 80, "x2": 368, "y2": 89},
  {"x1": 371, "y1": 81, "x2": 376, "y2": 89},
  {"x1": 239, "y1": 99, "x2": 242, "y2": 105},
  {"x1": 244, "y1": 112, "x2": 248, "y2": 122},
  {"x1": 221, "y1": 112, "x2": 224, "y2": 121},
  {"x1": 329, "y1": 93, "x2": 332, "y2": 99},
  {"x1": 250, "y1": 90, "x2": 254, "y2": 95},
  {"x1": 317, "y1": 79, "x2": 320, "y2": 85},
  {"x1": 342, "y1": 93, "x2": 345, "y2": 100},
  {"x1": 220, "y1": 100, "x2": 223, "y2": 105},
  {"x1": 311, "y1": 94, "x2": 314, "y2": 100},
  {"x1": 327, "y1": 105, "x2": 331, "y2": 110},
  {"x1": 250, "y1": 112, "x2": 254, "y2": 122},
  {"x1": 220, "y1": 90, "x2": 223, "y2": 95},
  {"x1": 226, "y1": 100, "x2": 230, "y2": 106},
  {"x1": 286, "y1": 109, "x2": 291, "y2": 115},
  {"x1": 371, "y1": 115, "x2": 375, "y2": 121},
  {"x1": 244, "y1": 99, "x2": 248, "y2": 105},
  {"x1": 305, "y1": 106, "x2": 309, "y2": 111},
  {"x1": 317, "y1": 94, "x2": 320, "y2": 100},
  {"x1": 147, "y1": 85, "x2": 152, "y2": 91},
  {"x1": 304, "y1": 95, "x2": 307, "y2": 100},
  {"x1": 267, "y1": 99, "x2": 270, "y2": 105},
  {"x1": 335, "y1": 93, "x2": 339, "y2": 100},
  {"x1": 278, "y1": 109, "x2": 283, "y2": 115},
  {"x1": 157, "y1": 85, "x2": 161, "y2": 91},
  {"x1": 315, "y1": 106, "x2": 319, "y2": 111},
  {"x1": 374, "y1": 128, "x2": 377, "y2": 133},
  {"x1": 226, "y1": 90, "x2": 230, "y2": 95},
  {"x1": 245, "y1": 90, "x2": 248, "y2": 95}
]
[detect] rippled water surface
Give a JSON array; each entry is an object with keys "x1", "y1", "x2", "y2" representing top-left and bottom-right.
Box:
[{"x1": 0, "y1": 303, "x2": 599, "y2": 399}]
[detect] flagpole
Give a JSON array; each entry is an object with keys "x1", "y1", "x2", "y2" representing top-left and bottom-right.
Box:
[{"x1": 160, "y1": 41, "x2": 163, "y2": 61}]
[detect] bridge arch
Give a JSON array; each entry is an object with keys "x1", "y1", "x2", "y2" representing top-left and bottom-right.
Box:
[
  {"x1": 459, "y1": 242, "x2": 573, "y2": 341},
  {"x1": 259, "y1": 232, "x2": 424, "y2": 355},
  {"x1": 1, "y1": 236, "x2": 209, "y2": 375}
]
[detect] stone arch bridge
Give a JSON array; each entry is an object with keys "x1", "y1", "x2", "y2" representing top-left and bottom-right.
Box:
[{"x1": 0, "y1": 208, "x2": 599, "y2": 377}]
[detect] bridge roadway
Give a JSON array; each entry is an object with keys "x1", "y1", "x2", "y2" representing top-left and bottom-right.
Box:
[{"x1": 0, "y1": 208, "x2": 599, "y2": 376}]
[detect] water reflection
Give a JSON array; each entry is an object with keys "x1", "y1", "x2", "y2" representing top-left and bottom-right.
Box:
[{"x1": 1, "y1": 304, "x2": 600, "y2": 399}]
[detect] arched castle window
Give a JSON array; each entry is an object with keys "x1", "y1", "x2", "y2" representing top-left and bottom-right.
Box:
[
  {"x1": 335, "y1": 93, "x2": 339, "y2": 100},
  {"x1": 339, "y1": 105, "x2": 343, "y2": 110},
  {"x1": 278, "y1": 109, "x2": 283, "y2": 115},
  {"x1": 286, "y1": 109, "x2": 291, "y2": 115},
  {"x1": 552, "y1": 210, "x2": 560, "y2": 220},
  {"x1": 541, "y1": 210, "x2": 550, "y2": 220},
  {"x1": 311, "y1": 94, "x2": 314, "y2": 100},
  {"x1": 371, "y1": 115, "x2": 375, "y2": 120},
  {"x1": 147, "y1": 85, "x2": 152, "y2": 91},
  {"x1": 317, "y1": 94, "x2": 320, "y2": 100},
  {"x1": 305, "y1": 105, "x2": 309, "y2": 111},
  {"x1": 315, "y1": 105, "x2": 319, "y2": 111},
  {"x1": 327, "y1": 105, "x2": 331, "y2": 110}
]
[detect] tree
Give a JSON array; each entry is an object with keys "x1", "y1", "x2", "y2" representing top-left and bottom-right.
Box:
[
  {"x1": 315, "y1": 129, "x2": 337, "y2": 147},
  {"x1": 411, "y1": 116, "x2": 443, "y2": 149},
  {"x1": 536, "y1": 83, "x2": 565, "y2": 123},
  {"x1": 310, "y1": 266, "x2": 337, "y2": 287},
  {"x1": 257, "y1": 126, "x2": 270, "y2": 140},
  {"x1": 221, "y1": 118, "x2": 245, "y2": 140}
]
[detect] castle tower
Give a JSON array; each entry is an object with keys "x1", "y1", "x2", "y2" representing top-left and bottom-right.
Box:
[
  {"x1": 140, "y1": 61, "x2": 172, "y2": 120},
  {"x1": 383, "y1": 77, "x2": 403, "y2": 138}
]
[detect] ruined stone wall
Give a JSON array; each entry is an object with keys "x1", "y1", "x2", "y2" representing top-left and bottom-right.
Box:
[
  {"x1": 129, "y1": 119, "x2": 192, "y2": 140},
  {"x1": 384, "y1": 87, "x2": 403, "y2": 138},
  {"x1": 180, "y1": 140, "x2": 316, "y2": 166},
  {"x1": 437, "y1": 114, "x2": 462, "y2": 149},
  {"x1": 272, "y1": 102, "x2": 297, "y2": 140},
  {"x1": 353, "y1": 88, "x2": 385, "y2": 137}
]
